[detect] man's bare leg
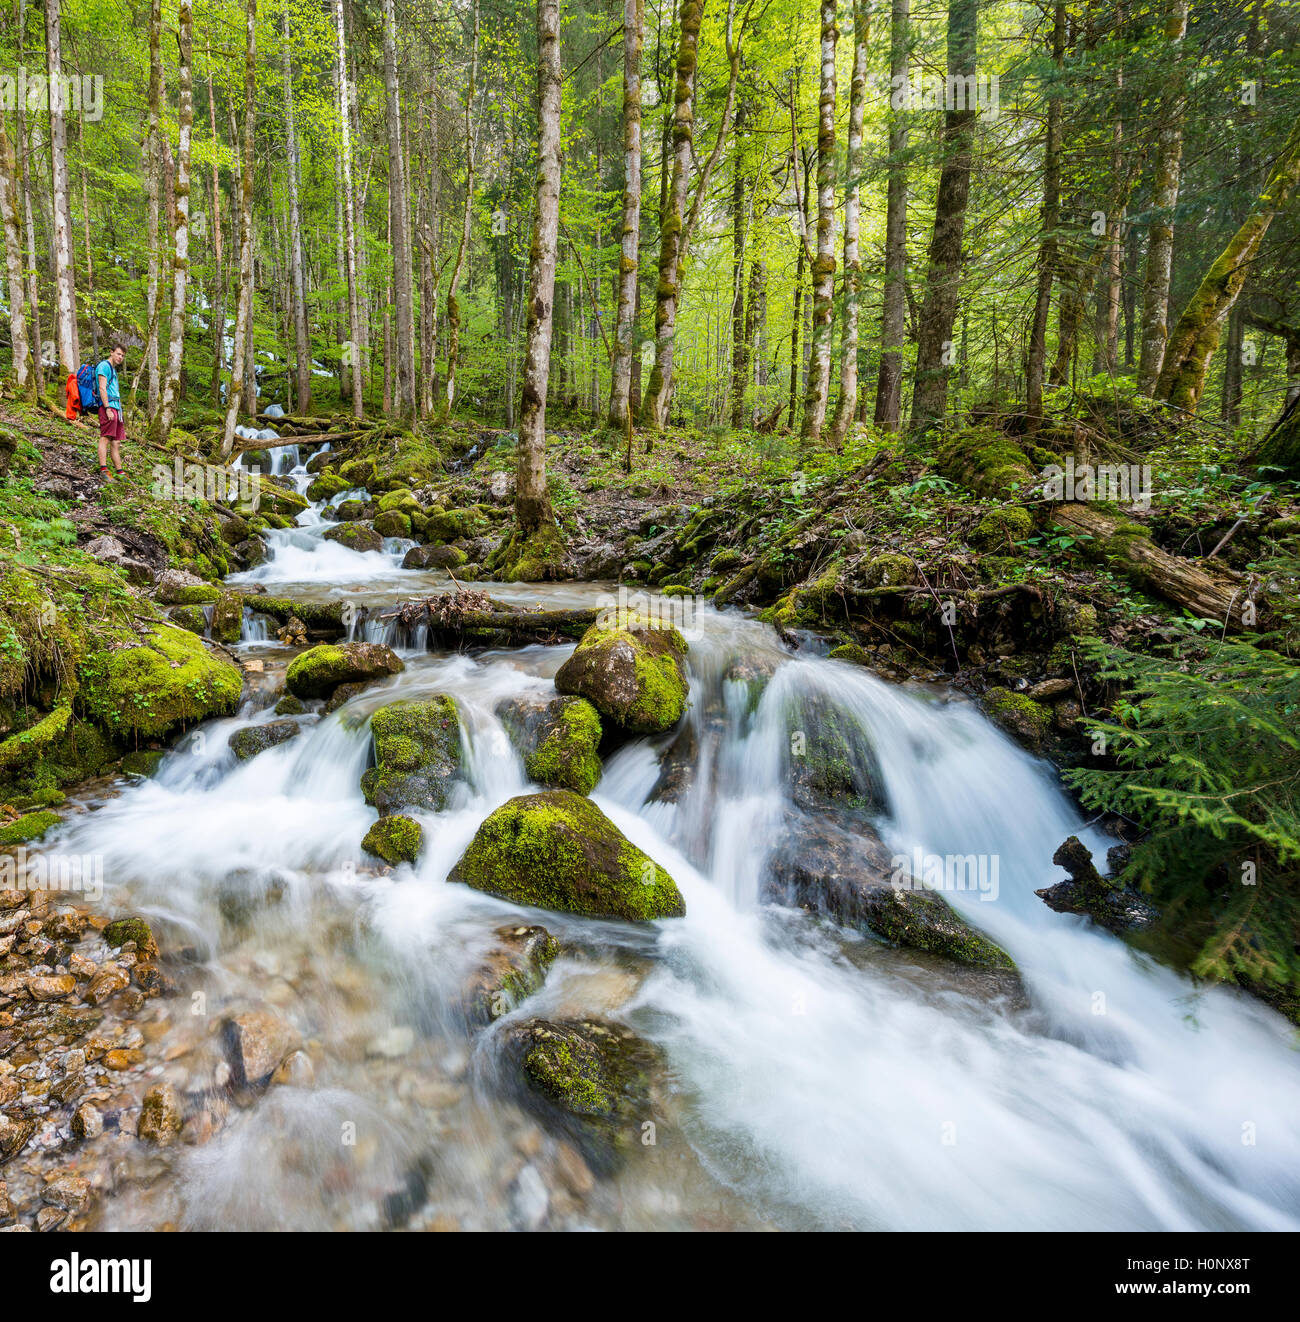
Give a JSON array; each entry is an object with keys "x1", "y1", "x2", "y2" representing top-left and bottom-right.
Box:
[{"x1": 97, "y1": 433, "x2": 109, "y2": 470}]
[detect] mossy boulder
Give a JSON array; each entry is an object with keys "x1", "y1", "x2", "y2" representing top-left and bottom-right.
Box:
[
  {"x1": 306, "y1": 471, "x2": 353, "y2": 503},
  {"x1": 402, "y1": 543, "x2": 468, "y2": 570},
  {"x1": 273, "y1": 694, "x2": 306, "y2": 716},
  {"x1": 228, "y1": 719, "x2": 301, "y2": 761},
  {"x1": 285, "y1": 642, "x2": 404, "y2": 700},
  {"x1": 361, "y1": 813, "x2": 423, "y2": 865},
  {"x1": 334, "y1": 499, "x2": 368, "y2": 522},
  {"x1": 937, "y1": 427, "x2": 1037, "y2": 498},
  {"x1": 982, "y1": 686, "x2": 1052, "y2": 751},
  {"x1": 555, "y1": 614, "x2": 689, "y2": 736},
  {"x1": 499, "y1": 695, "x2": 603, "y2": 794},
  {"x1": 373, "y1": 509, "x2": 412, "y2": 539},
  {"x1": 209, "y1": 592, "x2": 244, "y2": 644},
  {"x1": 103, "y1": 917, "x2": 158, "y2": 958},
  {"x1": 448, "y1": 789, "x2": 685, "y2": 921},
  {"x1": 78, "y1": 625, "x2": 243, "y2": 739},
  {"x1": 784, "y1": 690, "x2": 887, "y2": 816},
  {"x1": 377, "y1": 489, "x2": 420, "y2": 514},
  {"x1": 970, "y1": 506, "x2": 1034, "y2": 549},
  {"x1": 361, "y1": 696, "x2": 461, "y2": 813},
  {"x1": 0, "y1": 809, "x2": 61, "y2": 846},
  {"x1": 323, "y1": 522, "x2": 384, "y2": 554},
  {"x1": 490, "y1": 523, "x2": 566, "y2": 582},
  {"x1": 169, "y1": 604, "x2": 207, "y2": 634},
  {"x1": 828, "y1": 643, "x2": 871, "y2": 666},
  {"x1": 121, "y1": 749, "x2": 166, "y2": 778}
]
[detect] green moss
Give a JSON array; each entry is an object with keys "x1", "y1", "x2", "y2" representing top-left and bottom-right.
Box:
[
  {"x1": 0, "y1": 704, "x2": 72, "y2": 772},
  {"x1": 555, "y1": 615, "x2": 689, "y2": 735},
  {"x1": 169, "y1": 604, "x2": 207, "y2": 634},
  {"x1": 492, "y1": 523, "x2": 566, "y2": 582},
  {"x1": 448, "y1": 789, "x2": 686, "y2": 921},
  {"x1": 361, "y1": 813, "x2": 424, "y2": 865},
  {"x1": 170, "y1": 583, "x2": 222, "y2": 605},
  {"x1": 0, "y1": 808, "x2": 61, "y2": 846},
  {"x1": 970, "y1": 506, "x2": 1034, "y2": 549},
  {"x1": 306, "y1": 471, "x2": 353, "y2": 502},
  {"x1": 322, "y1": 522, "x2": 384, "y2": 553},
  {"x1": 274, "y1": 694, "x2": 306, "y2": 716},
  {"x1": 209, "y1": 592, "x2": 244, "y2": 644},
  {"x1": 102, "y1": 916, "x2": 158, "y2": 957},
  {"x1": 524, "y1": 697, "x2": 603, "y2": 795},
  {"x1": 982, "y1": 686, "x2": 1052, "y2": 750},
  {"x1": 285, "y1": 642, "x2": 405, "y2": 699},
  {"x1": 373, "y1": 509, "x2": 412, "y2": 539},
  {"x1": 77, "y1": 624, "x2": 243, "y2": 740},
  {"x1": 121, "y1": 749, "x2": 166, "y2": 777},
  {"x1": 361, "y1": 696, "x2": 461, "y2": 812},
  {"x1": 828, "y1": 643, "x2": 870, "y2": 666}
]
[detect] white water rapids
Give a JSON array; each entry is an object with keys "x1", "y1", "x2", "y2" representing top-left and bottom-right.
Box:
[{"x1": 41, "y1": 445, "x2": 1300, "y2": 1230}]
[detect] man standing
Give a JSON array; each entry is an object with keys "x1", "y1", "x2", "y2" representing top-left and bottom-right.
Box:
[{"x1": 96, "y1": 342, "x2": 126, "y2": 478}]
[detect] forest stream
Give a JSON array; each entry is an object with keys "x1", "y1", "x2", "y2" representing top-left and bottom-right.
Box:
[{"x1": 23, "y1": 437, "x2": 1299, "y2": 1233}]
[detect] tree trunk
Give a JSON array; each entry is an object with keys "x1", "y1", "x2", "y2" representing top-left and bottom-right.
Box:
[
  {"x1": 800, "y1": 0, "x2": 838, "y2": 444},
  {"x1": 608, "y1": 0, "x2": 644, "y2": 430},
  {"x1": 283, "y1": 0, "x2": 312, "y2": 413},
  {"x1": 1136, "y1": 0, "x2": 1189, "y2": 395},
  {"x1": 17, "y1": 0, "x2": 43, "y2": 392},
  {"x1": 0, "y1": 116, "x2": 34, "y2": 400},
  {"x1": 873, "y1": 0, "x2": 909, "y2": 432},
  {"x1": 144, "y1": 0, "x2": 164, "y2": 415},
  {"x1": 1026, "y1": 0, "x2": 1064, "y2": 421},
  {"x1": 728, "y1": 116, "x2": 748, "y2": 428},
  {"x1": 909, "y1": 0, "x2": 977, "y2": 436},
  {"x1": 151, "y1": 0, "x2": 193, "y2": 445},
  {"x1": 1155, "y1": 117, "x2": 1300, "y2": 413},
  {"x1": 382, "y1": 0, "x2": 415, "y2": 419},
  {"x1": 44, "y1": 0, "x2": 78, "y2": 378},
  {"x1": 444, "y1": 0, "x2": 480, "y2": 419},
  {"x1": 206, "y1": 38, "x2": 226, "y2": 412},
  {"x1": 221, "y1": 0, "x2": 257, "y2": 457},
  {"x1": 516, "y1": 0, "x2": 562, "y2": 535},
  {"x1": 335, "y1": 0, "x2": 363, "y2": 418},
  {"x1": 828, "y1": 0, "x2": 869, "y2": 447}
]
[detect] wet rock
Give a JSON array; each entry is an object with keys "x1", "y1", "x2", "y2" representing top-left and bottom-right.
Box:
[
  {"x1": 221, "y1": 1008, "x2": 300, "y2": 1088},
  {"x1": 783, "y1": 689, "x2": 887, "y2": 817},
  {"x1": 449, "y1": 790, "x2": 685, "y2": 922},
  {"x1": 27, "y1": 973, "x2": 76, "y2": 1001},
  {"x1": 120, "y1": 749, "x2": 166, "y2": 778},
  {"x1": 555, "y1": 615, "x2": 689, "y2": 735},
  {"x1": 72, "y1": 1103, "x2": 103, "y2": 1140},
  {"x1": 0, "y1": 1179, "x2": 14, "y2": 1224},
  {"x1": 0, "y1": 1113, "x2": 35, "y2": 1161},
  {"x1": 504, "y1": 1017, "x2": 660, "y2": 1169},
  {"x1": 209, "y1": 591, "x2": 244, "y2": 644},
  {"x1": 367, "y1": 1026, "x2": 415, "y2": 1059},
  {"x1": 498, "y1": 695, "x2": 603, "y2": 795},
  {"x1": 85, "y1": 966, "x2": 130, "y2": 1006},
  {"x1": 402, "y1": 543, "x2": 467, "y2": 570},
  {"x1": 323, "y1": 521, "x2": 384, "y2": 553},
  {"x1": 228, "y1": 719, "x2": 301, "y2": 761},
  {"x1": 464, "y1": 924, "x2": 560, "y2": 1025},
  {"x1": 981, "y1": 686, "x2": 1052, "y2": 752},
  {"x1": 137, "y1": 1081, "x2": 183, "y2": 1145},
  {"x1": 271, "y1": 1050, "x2": 315, "y2": 1088},
  {"x1": 42, "y1": 1172, "x2": 91, "y2": 1214},
  {"x1": 766, "y1": 816, "x2": 1016, "y2": 971},
  {"x1": 1035, "y1": 836, "x2": 1160, "y2": 933},
  {"x1": 361, "y1": 697, "x2": 461, "y2": 814},
  {"x1": 274, "y1": 694, "x2": 307, "y2": 716},
  {"x1": 361, "y1": 814, "x2": 423, "y2": 865},
  {"x1": 647, "y1": 722, "x2": 697, "y2": 805},
  {"x1": 285, "y1": 641, "x2": 405, "y2": 700},
  {"x1": 102, "y1": 917, "x2": 158, "y2": 959}
]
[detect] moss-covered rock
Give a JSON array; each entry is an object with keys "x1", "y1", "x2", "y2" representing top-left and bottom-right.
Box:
[
  {"x1": 169, "y1": 604, "x2": 207, "y2": 634},
  {"x1": 102, "y1": 916, "x2": 158, "y2": 958},
  {"x1": 828, "y1": 643, "x2": 871, "y2": 666},
  {"x1": 273, "y1": 694, "x2": 306, "y2": 716},
  {"x1": 120, "y1": 749, "x2": 166, "y2": 778},
  {"x1": 228, "y1": 719, "x2": 301, "y2": 761},
  {"x1": 361, "y1": 813, "x2": 423, "y2": 865},
  {"x1": 970, "y1": 506, "x2": 1034, "y2": 549},
  {"x1": 209, "y1": 592, "x2": 244, "y2": 644},
  {"x1": 323, "y1": 522, "x2": 384, "y2": 554},
  {"x1": 306, "y1": 471, "x2": 353, "y2": 503},
  {"x1": 373, "y1": 509, "x2": 412, "y2": 539},
  {"x1": 937, "y1": 427, "x2": 1037, "y2": 498},
  {"x1": 490, "y1": 522, "x2": 566, "y2": 582},
  {"x1": 555, "y1": 614, "x2": 689, "y2": 735},
  {"x1": 448, "y1": 789, "x2": 685, "y2": 920},
  {"x1": 464, "y1": 923, "x2": 560, "y2": 1025},
  {"x1": 360, "y1": 696, "x2": 461, "y2": 813},
  {"x1": 982, "y1": 686, "x2": 1052, "y2": 751},
  {"x1": 784, "y1": 689, "x2": 887, "y2": 816},
  {"x1": 77, "y1": 625, "x2": 243, "y2": 740},
  {"x1": 0, "y1": 809, "x2": 61, "y2": 846},
  {"x1": 402, "y1": 543, "x2": 467, "y2": 570},
  {"x1": 285, "y1": 642, "x2": 404, "y2": 699},
  {"x1": 500, "y1": 695, "x2": 604, "y2": 795}
]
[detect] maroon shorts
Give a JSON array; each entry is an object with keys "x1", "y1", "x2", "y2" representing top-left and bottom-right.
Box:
[{"x1": 98, "y1": 408, "x2": 125, "y2": 442}]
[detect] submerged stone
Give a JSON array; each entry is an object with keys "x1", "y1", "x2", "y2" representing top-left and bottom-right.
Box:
[{"x1": 228, "y1": 719, "x2": 301, "y2": 761}]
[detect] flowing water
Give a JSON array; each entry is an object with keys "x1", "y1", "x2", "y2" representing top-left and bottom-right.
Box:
[{"x1": 40, "y1": 444, "x2": 1300, "y2": 1230}]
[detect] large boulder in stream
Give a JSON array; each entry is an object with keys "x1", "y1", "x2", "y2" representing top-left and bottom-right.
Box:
[
  {"x1": 285, "y1": 642, "x2": 405, "y2": 699},
  {"x1": 554, "y1": 614, "x2": 688, "y2": 735},
  {"x1": 498, "y1": 694, "x2": 603, "y2": 795},
  {"x1": 323, "y1": 522, "x2": 385, "y2": 554},
  {"x1": 228, "y1": 719, "x2": 302, "y2": 761},
  {"x1": 362, "y1": 813, "x2": 424, "y2": 865},
  {"x1": 361, "y1": 697, "x2": 462, "y2": 813},
  {"x1": 448, "y1": 790, "x2": 686, "y2": 921},
  {"x1": 766, "y1": 816, "x2": 1015, "y2": 971}
]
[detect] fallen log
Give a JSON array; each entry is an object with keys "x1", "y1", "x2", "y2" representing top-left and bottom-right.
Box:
[
  {"x1": 1050, "y1": 503, "x2": 1256, "y2": 627},
  {"x1": 378, "y1": 601, "x2": 600, "y2": 644}
]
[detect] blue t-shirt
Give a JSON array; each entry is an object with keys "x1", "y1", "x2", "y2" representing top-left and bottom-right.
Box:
[{"x1": 96, "y1": 360, "x2": 121, "y2": 411}]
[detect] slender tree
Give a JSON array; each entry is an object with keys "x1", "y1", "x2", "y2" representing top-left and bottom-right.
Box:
[
  {"x1": 44, "y1": 0, "x2": 78, "y2": 377},
  {"x1": 443, "y1": 0, "x2": 480, "y2": 419},
  {"x1": 283, "y1": 0, "x2": 312, "y2": 413},
  {"x1": 0, "y1": 116, "x2": 34, "y2": 400},
  {"x1": 607, "y1": 0, "x2": 644, "y2": 430},
  {"x1": 382, "y1": 0, "x2": 415, "y2": 419},
  {"x1": 335, "y1": 0, "x2": 363, "y2": 418},
  {"x1": 874, "y1": 0, "x2": 909, "y2": 432}
]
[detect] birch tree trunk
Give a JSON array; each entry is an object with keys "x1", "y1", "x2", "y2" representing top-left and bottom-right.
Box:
[
  {"x1": 607, "y1": 0, "x2": 644, "y2": 430},
  {"x1": 828, "y1": 0, "x2": 869, "y2": 447},
  {"x1": 382, "y1": 0, "x2": 416, "y2": 419},
  {"x1": 1136, "y1": 0, "x2": 1189, "y2": 395},
  {"x1": 909, "y1": 0, "x2": 977, "y2": 436},
  {"x1": 1026, "y1": 0, "x2": 1064, "y2": 421},
  {"x1": 221, "y1": 0, "x2": 257, "y2": 457},
  {"x1": 0, "y1": 116, "x2": 34, "y2": 400},
  {"x1": 335, "y1": 0, "x2": 364, "y2": 418},
  {"x1": 206, "y1": 39, "x2": 226, "y2": 411},
  {"x1": 284, "y1": 0, "x2": 312, "y2": 413},
  {"x1": 800, "y1": 0, "x2": 838, "y2": 444},
  {"x1": 873, "y1": 0, "x2": 909, "y2": 432},
  {"x1": 17, "y1": 0, "x2": 42, "y2": 390},
  {"x1": 443, "y1": 0, "x2": 480, "y2": 419},
  {"x1": 44, "y1": 0, "x2": 78, "y2": 377},
  {"x1": 516, "y1": 0, "x2": 562, "y2": 535},
  {"x1": 151, "y1": 0, "x2": 193, "y2": 445},
  {"x1": 144, "y1": 0, "x2": 164, "y2": 415}
]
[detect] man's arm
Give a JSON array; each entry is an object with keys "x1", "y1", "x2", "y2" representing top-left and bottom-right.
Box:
[{"x1": 98, "y1": 368, "x2": 112, "y2": 413}]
